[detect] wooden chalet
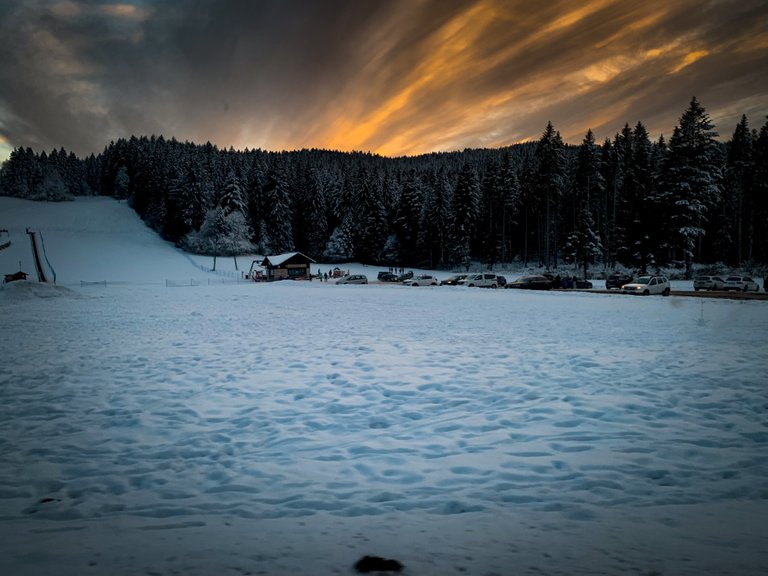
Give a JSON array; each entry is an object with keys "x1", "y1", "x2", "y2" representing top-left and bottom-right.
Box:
[{"x1": 261, "y1": 252, "x2": 315, "y2": 281}]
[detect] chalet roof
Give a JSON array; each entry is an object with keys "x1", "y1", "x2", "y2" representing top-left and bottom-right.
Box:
[{"x1": 261, "y1": 252, "x2": 316, "y2": 267}]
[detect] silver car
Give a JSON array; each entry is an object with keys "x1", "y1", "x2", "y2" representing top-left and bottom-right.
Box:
[
  {"x1": 723, "y1": 276, "x2": 759, "y2": 292},
  {"x1": 693, "y1": 275, "x2": 726, "y2": 291},
  {"x1": 403, "y1": 274, "x2": 438, "y2": 286},
  {"x1": 336, "y1": 274, "x2": 368, "y2": 285}
]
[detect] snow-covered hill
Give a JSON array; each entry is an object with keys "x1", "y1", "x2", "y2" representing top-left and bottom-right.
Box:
[{"x1": 0, "y1": 197, "x2": 247, "y2": 285}]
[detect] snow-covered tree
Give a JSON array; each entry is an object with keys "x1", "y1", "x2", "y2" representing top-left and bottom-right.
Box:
[
  {"x1": 182, "y1": 206, "x2": 254, "y2": 270},
  {"x1": 751, "y1": 117, "x2": 768, "y2": 263},
  {"x1": 393, "y1": 170, "x2": 424, "y2": 265},
  {"x1": 419, "y1": 169, "x2": 452, "y2": 268},
  {"x1": 496, "y1": 150, "x2": 522, "y2": 264},
  {"x1": 259, "y1": 165, "x2": 294, "y2": 254},
  {"x1": 564, "y1": 206, "x2": 602, "y2": 280},
  {"x1": 535, "y1": 122, "x2": 566, "y2": 268},
  {"x1": 449, "y1": 162, "x2": 480, "y2": 268},
  {"x1": 114, "y1": 166, "x2": 130, "y2": 200},
  {"x1": 219, "y1": 170, "x2": 247, "y2": 215},
  {"x1": 323, "y1": 225, "x2": 353, "y2": 262},
  {"x1": 660, "y1": 97, "x2": 722, "y2": 277}
]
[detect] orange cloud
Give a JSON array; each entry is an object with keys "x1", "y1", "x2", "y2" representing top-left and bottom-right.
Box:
[{"x1": 671, "y1": 49, "x2": 710, "y2": 74}]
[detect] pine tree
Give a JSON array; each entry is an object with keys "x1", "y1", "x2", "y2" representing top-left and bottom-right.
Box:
[
  {"x1": 535, "y1": 122, "x2": 566, "y2": 269},
  {"x1": 751, "y1": 117, "x2": 768, "y2": 263},
  {"x1": 598, "y1": 138, "x2": 618, "y2": 266},
  {"x1": 260, "y1": 164, "x2": 294, "y2": 255},
  {"x1": 352, "y1": 167, "x2": 388, "y2": 263},
  {"x1": 449, "y1": 163, "x2": 480, "y2": 269},
  {"x1": 497, "y1": 151, "x2": 521, "y2": 264},
  {"x1": 302, "y1": 167, "x2": 330, "y2": 260},
  {"x1": 661, "y1": 97, "x2": 723, "y2": 277},
  {"x1": 114, "y1": 166, "x2": 130, "y2": 199},
  {"x1": 419, "y1": 169, "x2": 452, "y2": 268},
  {"x1": 571, "y1": 130, "x2": 604, "y2": 267},
  {"x1": 617, "y1": 122, "x2": 657, "y2": 272},
  {"x1": 478, "y1": 161, "x2": 500, "y2": 269},
  {"x1": 719, "y1": 115, "x2": 753, "y2": 264},
  {"x1": 393, "y1": 170, "x2": 424, "y2": 265},
  {"x1": 166, "y1": 164, "x2": 204, "y2": 241},
  {"x1": 219, "y1": 170, "x2": 247, "y2": 215},
  {"x1": 564, "y1": 205, "x2": 602, "y2": 280}
]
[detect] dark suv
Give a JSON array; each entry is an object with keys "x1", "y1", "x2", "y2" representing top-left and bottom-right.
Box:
[{"x1": 606, "y1": 273, "x2": 633, "y2": 290}]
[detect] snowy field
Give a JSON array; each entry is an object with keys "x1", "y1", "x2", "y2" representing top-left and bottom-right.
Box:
[{"x1": 1, "y1": 197, "x2": 768, "y2": 576}]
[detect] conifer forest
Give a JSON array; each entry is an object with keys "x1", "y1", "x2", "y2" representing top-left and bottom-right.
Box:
[{"x1": 2, "y1": 98, "x2": 767, "y2": 276}]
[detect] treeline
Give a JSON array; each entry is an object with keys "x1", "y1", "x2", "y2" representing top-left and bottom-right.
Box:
[{"x1": 1, "y1": 98, "x2": 767, "y2": 275}]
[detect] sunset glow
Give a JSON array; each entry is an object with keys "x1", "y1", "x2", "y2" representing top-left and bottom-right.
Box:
[{"x1": 0, "y1": 0, "x2": 766, "y2": 161}]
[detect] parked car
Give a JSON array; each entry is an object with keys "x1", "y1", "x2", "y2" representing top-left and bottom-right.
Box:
[
  {"x1": 440, "y1": 273, "x2": 468, "y2": 286},
  {"x1": 621, "y1": 275, "x2": 670, "y2": 296},
  {"x1": 377, "y1": 271, "x2": 399, "y2": 282},
  {"x1": 496, "y1": 275, "x2": 507, "y2": 287},
  {"x1": 336, "y1": 274, "x2": 368, "y2": 285},
  {"x1": 575, "y1": 279, "x2": 593, "y2": 289},
  {"x1": 693, "y1": 275, "x2": 726, "y2": 291},
  {"x1": 403, "y1": 274, "x2": 438, "y2": 286},
  {"x1": 506, "y1": 275, "x2": 552, "y2": 290},
  {"x1": 723, "y1": 276, "x2": 759, "y2": 292},
  {"x1": 465, "y1": 273, "x2": 499, "y2": 288},
  {"x1": 606, "y1": 272, "x2": 633, "y2": 290},
  {"x1": 397, "y1": 270, "x2": 414, "y2": 282}
]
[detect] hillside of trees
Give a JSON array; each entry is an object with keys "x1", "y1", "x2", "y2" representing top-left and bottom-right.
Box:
[{"x1": 2, "y1": 98, "x2": 767, "y2": 276}]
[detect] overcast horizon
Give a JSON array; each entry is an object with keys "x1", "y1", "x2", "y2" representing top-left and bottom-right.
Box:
[{"x1": 1, "y1": 0, "x2": 767, "y2": 163}]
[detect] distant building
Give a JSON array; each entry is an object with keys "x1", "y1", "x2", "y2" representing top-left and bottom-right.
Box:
[
  {"x1": 261, "y1": 252, "x2": 315, "y2": 281},
  {"x1": 3, "y1": 271, "x2": 28, "y2": 283}
]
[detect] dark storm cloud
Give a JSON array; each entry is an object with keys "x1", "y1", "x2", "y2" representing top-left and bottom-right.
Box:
[{"x1": 1, "y1": 0, "x2": 767, "y2": 160}]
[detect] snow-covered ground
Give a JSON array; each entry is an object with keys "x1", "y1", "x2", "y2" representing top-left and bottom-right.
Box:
[{"x1": 1, "y1": 197, "x2": 768, "y2": 576}]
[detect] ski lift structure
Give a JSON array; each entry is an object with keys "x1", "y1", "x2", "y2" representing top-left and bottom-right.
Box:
[{"x1": 25, "y1": 228, "x2": 56, "y2": 283}]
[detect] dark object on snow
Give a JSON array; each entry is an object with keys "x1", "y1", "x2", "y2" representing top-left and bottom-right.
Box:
[
  {"x1": 354, "y1": 555, "x2": 404, "y2": 573},
  {"x1": 3, "y1": 270, "x2": 28, "y2": 283},
  {"x1": 506, "y1": 275, "x2": 552, "y2": 290},
  {"x1": 606, "y1": 272, "x2": 633, "y2": 290}
]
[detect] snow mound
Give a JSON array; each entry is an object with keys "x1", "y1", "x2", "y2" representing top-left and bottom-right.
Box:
[{"x1": 0, "y1": 280, "x2": 81, "y2": 301}]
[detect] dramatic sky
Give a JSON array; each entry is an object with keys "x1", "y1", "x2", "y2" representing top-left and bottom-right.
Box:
[{"x1": 1, "y1": 0, "x2": 767, "y2": 163}]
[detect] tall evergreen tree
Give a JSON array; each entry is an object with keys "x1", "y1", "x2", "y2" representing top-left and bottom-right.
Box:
[
  {"x1": 618, "y1": 122, "x2": 657, "y2": 272},
  {"x1": 219, "y1": 170, "x2": 247, "y2": 215},
  {"x1": 352, "y1": 167, "x2": 388, "y2": 263},
  {"x1": 449, "y1": 163, "x2": 480, "y2": 269},
  {"x1": 419, "y1": 168, "x2": 452, "y2": 268},
  {"x1": 393, "y1": 170, "x2": 424, "y2": 265},
  {"x1": 260, "y1": 164, "x2": 294, "y2": 254},
  {"x1": 497, "y1": 151, "x2": 521, "y2": 264},
  {"x1": 478, "y1": 161, "x2": 501, "y2": 268},
  {"x1": 751, "y1": 117, "x2": 768, "y2": 263},
  {"x1": 535, "y1": 122, "x2": 566, "y2": 268},
  {"x1": 661, "y1": 97, "x2": 722, "y2": 277},
  {"x1": 717, "y1": 115, "x2": 753, "y2": 264},
  {"x1": 564, "y1": 205, "x2": 602, "y2": 280}
]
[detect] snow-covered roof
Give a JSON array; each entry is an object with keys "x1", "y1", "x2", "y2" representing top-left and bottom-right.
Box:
[{"x1": 262, "y1": 252, "x2": 316, "y2": 266}]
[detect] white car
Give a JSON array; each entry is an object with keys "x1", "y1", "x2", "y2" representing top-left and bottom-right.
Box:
[
  {"x1": 463, "y1": 272, "x2": 499, "y2": 289},
  {"x1": 404, "y1": 274, "x2": 438, "y2": 286},
  {"x1": 621, "y1": 275, "x2": 670, "y2": 296},
  {"x1": 693, "y1": 275, "x2": 726, "y2": 291},
  {"x1": 723, "y1": 276, "x2": 759, "y2": 292}
]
